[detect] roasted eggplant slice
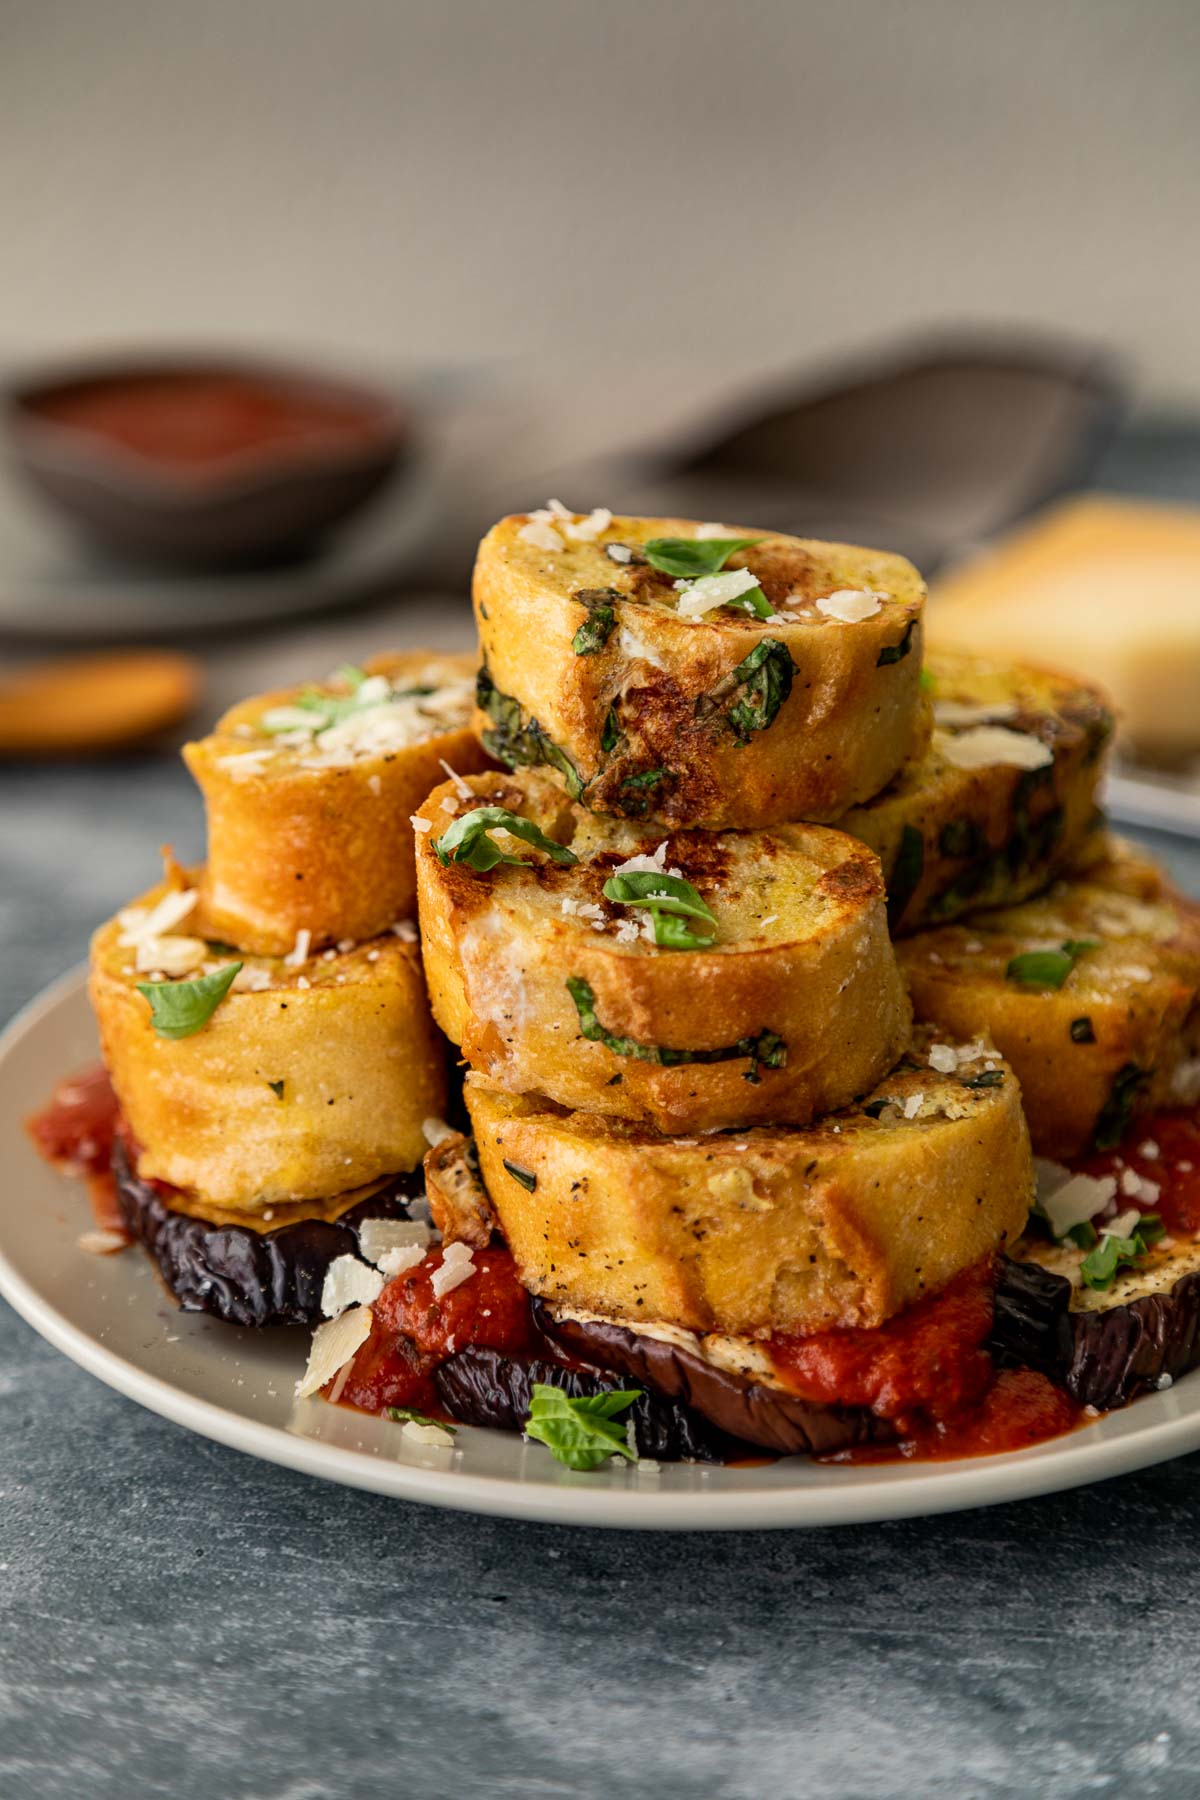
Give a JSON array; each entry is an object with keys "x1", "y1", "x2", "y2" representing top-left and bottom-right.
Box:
[
  {"x1": 433, "y1": 1347, "x2": 742, "y2": 1463},
  {"x1": 992, "y1": 1242, "x2": 1200, "y2": 1410},
  {"x1": 113, "y1": 1136, "x2": 423, "y2": 1327},
  {"x1": 534, "y1": 1303, "x2": 892, "y2": 1457}
]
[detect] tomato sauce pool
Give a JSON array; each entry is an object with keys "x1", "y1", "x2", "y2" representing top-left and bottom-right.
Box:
[
  {"x1": 1074, "y1": 1107, "x2": 1200, "y2": 1237},
  {"x1": 29, "y1": 371, "x2": 390, "y2": 479}
]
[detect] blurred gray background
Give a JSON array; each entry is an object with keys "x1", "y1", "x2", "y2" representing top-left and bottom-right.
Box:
[{"x1": 5, "y1": 0, "x2": 1198, "y2": 403}]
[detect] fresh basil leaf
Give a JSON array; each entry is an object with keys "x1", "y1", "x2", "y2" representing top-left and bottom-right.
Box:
[
  {"x1": 476, "y1": 668, "x2": 585, "y2": 800},
  {"x1": 268, "y1": 1079, "x2": 285, "y2": 1099},
  {"x1": 723, "y1": 585, "x2": 773, "y2": 620},
  {"x1": 571, "y1": 589, "x2": 619, "y2": 656},
  {"x1": 1006, "y1": 939, "x2": 1100, "y2": 990},
  {"x1": 204, "y1": 939, "x2": 240, "y2": 957},
  {"x1": 875, "y1": 619, "x2": 917, "y2": 666},
  {"x1": 886, "y1": 825, "x2": 925, "y2": 930},
  {"x1": 502, "y1": 1159, "x2": 538, "y2": 1193},
  {"x1": 572, "y1": 607, "x2": 615, "y2": 654},
  {"x1": 602, "y1": 870, "x2": 717, "y2": 950},
  {"x1": 386, "y1": 1406, "x2": 458, "y2": 1433},
  {"x1": 566, "y1": 976, "x2": 784, "y2": 1074},
  {"x1": 1093, "y1": 1061, "x2": 1150, "y2": 1151},
  {"x1": 620, "y1": 768, "x2": 665, "y2": 791},
  {"x1": 600, "y1": 707, "x2": 621, "y2": 755},
  {"x1": 1080, "y1": 1213, "x2": 1165, "y2": 1290},
  {"x1": 1066, "y1": 1220, "x2": 1098, "y2": 1250},
  {"x1": 960, "y1": 1070, "x2": 1004, "y2": 1090},
  {"x1": 1070, "y1": 1016, "x2": 1096, "y2": 1044},
  {"x1": 602, "y1": 871, "x2": 716, "y2": 922},
  {"x1": 524, "y1": 1381, "x2": 640, "y2": 1471},
  {"x1": 695, "y1": 639, "x2": 796, "y2": 744},
  {"x1": 336, "y1": 664, "x2": 368, "y2": 690},
  {"x1": 136, "y1": 964, "x2": 242, "y2": 1040},
  {"x1": 434, "y1": 806, "x2": 578, "y2": 873},
  {"x1": 643, "y1": 536, "x2": 762, "y2": 580}
]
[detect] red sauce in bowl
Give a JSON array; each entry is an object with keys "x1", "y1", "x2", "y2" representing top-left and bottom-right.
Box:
[{"x1": 27, "y1": 371, "x2": 395, "y2": 481}]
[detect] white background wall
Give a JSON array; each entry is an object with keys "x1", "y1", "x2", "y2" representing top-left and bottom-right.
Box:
[{"x1": 4, "y1": 0, "x2": 1198, "y2": 403}]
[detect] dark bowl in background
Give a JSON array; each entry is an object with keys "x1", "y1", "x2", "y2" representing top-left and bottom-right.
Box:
[{"x1": 4, "y1": 354, "x2": 408, "y2": 570}]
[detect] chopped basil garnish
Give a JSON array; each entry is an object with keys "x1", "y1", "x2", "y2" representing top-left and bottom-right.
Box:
[
  {"x1": 476, "y1": 668, "x2": 585, "y2": 799},
  {"x1": 1006, "y1": 939, "x2": 1099, "y2": 990},
  {"x1": 695, "y1": 639, "x2": 796, "y2": 744},
  {"x1": 643, "y1": 536, "x2": 762, "y2": 580},
  {"x1": 259, "y1": 667, "x2": 405, "y2": 736},
  {"x1": 434, "y1": 806, "x2": 578, "y2": 873},
  {"x1": 571, "y1": 589, "x2": 618, "y2": 656},
  {"x1": 602, "y1": 870, "x2": 717, "y2": 951},
  {"x1": 600, "y1": 707, "x2": 621, "y2": 755},
  {"x1": 566, "y1": 976, "x2": 785, "y2": 1079},
  {"x1": 386, "y1": 1406, "x2": 458, "y2": 1433},
  {"x1": 1093, "y1": 1062, "x2": 1150, "y2": 1151},
  {"x1": 268, "y1": 1079, "x2": 285, "y2": 1099},
  {"x1": 960, "y1": 1070, "x2": 1004, "y2": 1090},
  {"x1": 136, "y1": 963, "x2": 242, "y2": 1040},
  {"x1": 524, "y1": 1381, "x2": 641, "y2": 1470},
  {"x1": 1080, "y1": 1213, "x2": 1165, "y2": 1291},
  {"x1": 920, "y1": 667, "x2": 937, "y2": 694},
  {"x1": 502, "y1": 1159, "x2": 538, "y2": 1193},
  {"x1": 886, "y1": 825, "x2": 925, "y2": 930},
  {"x1": 620, "y1": 768, "x2": 665, "y2": 791},
  {"x1": 875, "y1": 619, "x2": 917, "y2": 666},
  {"x1": 723, "y1": 585, "x2": 773, "y2": 620},
  {"x1": 1070, "y1": 1016, "x2": 1096, "y2": 1044}
]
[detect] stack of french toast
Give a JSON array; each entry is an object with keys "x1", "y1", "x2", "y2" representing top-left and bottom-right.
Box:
[{"x1": 58, "y1": 508, "x2": 1200, "y2": 1467}]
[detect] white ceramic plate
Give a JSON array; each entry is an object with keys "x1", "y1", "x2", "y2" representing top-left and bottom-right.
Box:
[{"x1": 6, "y1": 971, "x2": 1200, "y2": 1531}]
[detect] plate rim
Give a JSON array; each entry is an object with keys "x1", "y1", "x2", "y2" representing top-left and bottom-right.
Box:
[{"x1": 6, "y1": 968, "x2": 1200, "y2": 1531}]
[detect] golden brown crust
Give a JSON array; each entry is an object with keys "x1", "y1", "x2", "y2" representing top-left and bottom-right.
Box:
[
  {"x1": 183, "y1": 650, "x2": 491, "y2": 955},
  {"x1": 473, "y1": 513, "x2": 926, "y2": 827},
  {"x1": 465, "y1": 1028, "x2": 1033, "y2": 1338},
  {"x1": 837, "y1": 647, "x2": 1114, "y2": 933},
  {"x1": 90, "y1": 879, "x2": 447, "y2": 1208},
  {"x1": 415, "y1": 769, "x2": 911, "y2": 1133},
  {"x1": 899, "y1": 844, "x2": 1200, "y2": 1158}
]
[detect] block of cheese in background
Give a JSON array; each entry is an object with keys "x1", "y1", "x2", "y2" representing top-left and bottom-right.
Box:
[{"x1": 930, "y1": 496, "x2": 1200, "y2": 761}]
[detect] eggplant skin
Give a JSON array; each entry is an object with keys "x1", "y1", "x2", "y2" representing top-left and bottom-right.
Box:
[
  {"x1": 535, "y1": 1304, "x2": 893, "y2": 1458},
  {"x1": 991, "y1": 1255, "x2": 1200, "y2": 1411},
  {"x1": 113, "y1": 1137, "x2": 423, "y2": 1327},
  {"x1": 434, "y1": 1348, "x2": 739, "y2": 1463}
]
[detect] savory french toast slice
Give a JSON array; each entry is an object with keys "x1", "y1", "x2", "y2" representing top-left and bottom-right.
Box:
[
  {"x1": 898, "y1": 843, "x2": 1200, "y2": 1158},
  {"x1": 838, "y1": 648, "x2": 1114, "y2": 933},
  {"x1": 473, "y1": 509, "x2": 926, "y2": 828},
  {"x1": 415, "y1": 768, "x2": 910, "y2": 1133},
  {"x1": 463, "y1": 1027, "x2": 1033, "y2": 1340},
  {"x1": 90, "y1": 873, "x2": 446, "y2": 1208},
  {"x1": 184, "y1": 650, "x2": 489, "y2": 955}
]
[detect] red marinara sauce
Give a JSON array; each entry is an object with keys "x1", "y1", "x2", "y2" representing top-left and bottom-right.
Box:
[
  {"x1": 1074, "y1": 1106, "x2": 1200, "y2": 1237},
  {"x1": 26, "y1": 1064, "x2": 128, "y2": 1237},
  {"x1": 30, "y1": 372, "x2": 391, "y2": 479},
  {"x1": 26, "y1": 1064, "x2": 118, "y2": 1176},
  {"x1": 334, "y1": 1245, "x2": 538, "y2": 1416},
  {"x1": 770, "y1": 1259, "x2": 1077, "y2": 1462}
]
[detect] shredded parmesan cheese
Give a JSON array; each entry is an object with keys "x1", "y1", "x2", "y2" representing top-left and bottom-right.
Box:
[
  {"x1": 295, "y1": 1305, "x2": 373, "y2": 1398},
  {"x1": 430, "y1": 1240, "x2": 476, "y2": 1299},
  {"x1": 936, "y1": 727, "x2": 1054, "y2": 772},
  {"x1": 814, "y1": 589, "x2": 885, "y2": 623}
]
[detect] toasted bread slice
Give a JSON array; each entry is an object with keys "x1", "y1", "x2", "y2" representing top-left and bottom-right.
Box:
[
  {"x1": 473, "y1": 511, "x2": 926, "y2": 828},
  {"x1": 90, "y1": 875, "x2": 446, "y2": 1208},
  {"x1": 415, "y1": 769, "x2": 910, "y2": 1133},
  {"x1": 184, "y1": 651, "x2": 490, "y2": 955},
  {"x1": 898, "y1": 844, "x2": 1200, "y2": 1158},
  {"x1": 838, "y1": 648, "x2": 1114, "y2": 933},
  {"x1": 464, "y1": 1028, "x2": 1033, "y2": 1338}
]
